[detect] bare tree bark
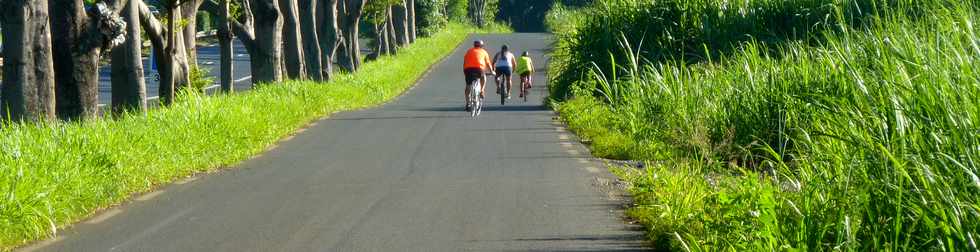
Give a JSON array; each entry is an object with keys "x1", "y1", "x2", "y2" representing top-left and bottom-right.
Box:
[
  {"x1": 49, "y1": 1, "x2": 95, "y2": 119},
  {"x1": 163, "y1": 5, "x2": 180, "y2": 104},
  {"x1": 373, "y1": 16, "x2": 389, "y2": 57},
  {"x1": 1, "y1": 0, "x2": 56, "y2": 121},
  {"x1": 386, "y1": 8, "x2": 398, "y2": 54},
  {"x1": 299, "y1": 0, "x2": 323, "y2": 81},
  {"x1": 50, "y1": 0, "x2": 126, "y2": 120},
  {"x1": 236, "y1": 0, "x2": 284, "y2": 84},
  {"x1": 392, "y1": 0, "x2": 408, "y2": 47},
  {"x1": 468, "y1": 0, "x2": 485, "y2": 27},
  {"x1": 216, "y1": 0, "x2": 234, "y2": 92},
  {"x1": 253, "y1": 0, "x2": 284, "y2": 83},
  {"x1": 212, "y1": 0, "x2": 284, "y2": 84},
  {"x1": 137, "y1": 0, "x2": 191, "y2": 105},
  {"x1": 280, "y1": 0, "x2": 306, "y2": 79},
  {"x1": 111, "y1": 0, "x2": 147, "y2": 115},
  {"x1": 338, "y1": 0, "x2": 365, "y2": 72},
  {"x1": 316, "y1": 0, "x2": 340, "y2": 80},
  {"x1": 407, "y1": 0, "x2": 415, "y2": 42},
  {"x1": 335, "y1": 0, "x2": 352, "y2": 71},
  {"x1": 336, "y1": 38, "x2": 352, "y2": 72},
  {"x1": 181, "y1": 0, "x2": 205, "y2": 64}
]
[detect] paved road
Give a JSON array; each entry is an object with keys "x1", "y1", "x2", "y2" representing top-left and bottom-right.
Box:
[{"x1": 34, "y1": 33, "x2": 648, "y2": 252}]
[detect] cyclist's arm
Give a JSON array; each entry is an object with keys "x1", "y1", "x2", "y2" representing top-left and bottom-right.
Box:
[{"x1": 485, "y1": 55, "x2": 495, "y2": 72}]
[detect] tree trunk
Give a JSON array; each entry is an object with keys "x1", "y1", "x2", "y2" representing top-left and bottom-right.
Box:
[
  {"x1": 162, "y1": 5, "x2": 179, "y2": 104},
  {"x1": 386, "y1": 8, "x2": 398, "y2": 54},
  {"x1": 279, "y1": 0, "x2": 306, "y2": 79},
  {"x1": 299, "y1": 0, "x2": 322, "y2": 81},
  {"x1": 393, "y1": 1, "x2": 408, "y2": 47},
  {"x1": 218, "y1": 0, "x2": 283, "y2": 85},
  {"x1": 407, "y1": 0, "x2": 415, "y2": 42},
  {"x1": 374, "y1": 20, "x2": 388, "y2": 57},
  {"x1": 316, "y1": 0, "x2": 340, "y2": 80},
  {"x1": 335, "y1": 0, "x2": 352, "y2": 71},
  {"x1": 181, "y1": 0, "x2": 205, "y2": 64},
  {"x1": 50, "y1": 0, "x2": 123, "y2": 120},
  {"x1": 157, "y1": 5, "x2": 193, "y2": 104},
  {"x1": 250, "y1": 0, "x2": 284, "y2": 83},
  {"x1": 467, "y1": 0, "x2": 473, "y2": 24},
  {"x1": 336, "y1": 40, "x2": 352, "y2": 72},
  {"x1": 468, "y1": 0, "x2": 485, "y2": 27},
  {"x1": 480, "y1": 0, "x2": 487, "y2": 26},
  {"x1": 217, "y1": 0, "x2": 234, "y2": 92},
  {"x1": 110, "y1": 0, "x2": 147, "y2": 115},
  {"x1": 338, "y1": 0, "x2": 365, "y2": 72},
  {"x1": 0, "y1": 0, "x2": 56, "y2": 121},
  {"x1": 137, "y1": 0, "x2": 190, "y2": 104}
]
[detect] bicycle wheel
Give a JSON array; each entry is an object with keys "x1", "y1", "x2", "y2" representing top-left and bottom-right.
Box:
[
  {"x1": 522, "y1": 80, "x2": 529, "y2": 103},
  {"x1": 477, "y1": 97, "x2": 483, "y2": 116},
  {"x1": 499, "y1": 82, "x2": 506, "y2": 105},
  {"x1": 470, "y1": 80, "x2": 480, "y2": 117},
  {"x1": 471, "y1": 101, "x2": 478, "y2": 117}
]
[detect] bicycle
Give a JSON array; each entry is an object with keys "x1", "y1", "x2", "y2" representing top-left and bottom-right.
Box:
[
  {"x1": 519, "y1": 74, "x2": 531, "y2": 103},
  {"x1": 497, "y1": 75, "x2": 507, "y2": 105},
  {"x1": 468, "y1": 77, "x2": 483, "y2": 117}
]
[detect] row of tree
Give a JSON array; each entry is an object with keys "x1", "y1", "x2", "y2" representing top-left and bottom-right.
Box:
[{"x1": 0, "y1": 0, "x2": 490, "y2": 122}]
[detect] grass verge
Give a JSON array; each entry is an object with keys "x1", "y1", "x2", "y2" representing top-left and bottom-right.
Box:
[
  {"x1": 551, "y1": 0, "x2": 979, "y2": 250},
  {"x1": 0, "y1": 23, "x2": 509, "y2": 249}
]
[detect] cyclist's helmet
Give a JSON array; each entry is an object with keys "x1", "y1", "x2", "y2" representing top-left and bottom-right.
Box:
[
  {"x1": 474, "y1": 40, "x2": 485, "y2": 48},
  {"x1": 502, "y1": 45, "x2": 509, "y2": 51},
  {"x1": 522, "y1": 51, "x2": 530, "y2": 57}
]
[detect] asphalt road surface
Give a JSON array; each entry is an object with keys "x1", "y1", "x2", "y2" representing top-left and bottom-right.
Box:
[{"x1": 32, "y1": 33, "x2": 649, "y2": 252}]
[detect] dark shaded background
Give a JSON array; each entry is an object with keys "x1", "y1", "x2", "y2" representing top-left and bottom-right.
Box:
[{"x1": 496, "y1": 0, "x2": 592, "y2": 32}]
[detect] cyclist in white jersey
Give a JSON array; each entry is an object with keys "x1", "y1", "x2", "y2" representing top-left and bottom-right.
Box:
[{"x1": 493, "y1": 45, "x2": 518, "y2": 99}]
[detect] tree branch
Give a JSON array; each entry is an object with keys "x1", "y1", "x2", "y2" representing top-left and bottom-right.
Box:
[
  {"x1": 229, "y1": 20, "x2": 257, "y2": 54},
  {"x1": 136, "y1": 0, "x2": 166, "y2": 49}
]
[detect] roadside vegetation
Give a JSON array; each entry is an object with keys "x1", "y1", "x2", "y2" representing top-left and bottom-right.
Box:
[
  {"x1": 548, "y1": 0, "x2": 979, "y2": 250},
  {"x1": 0, "y1": 23, "x2": 509, "y2": 249}
]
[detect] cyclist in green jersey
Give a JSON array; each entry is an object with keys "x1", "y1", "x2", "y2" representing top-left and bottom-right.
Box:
[{"x1": 516, "y1": 51, "x2": 534, "y2": 98}]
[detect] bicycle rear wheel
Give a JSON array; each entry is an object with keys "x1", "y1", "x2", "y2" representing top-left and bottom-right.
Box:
[
  {"x1": 499, "y1": 82, "x2": 507, "y2": 105},
  {"x1": 477, "y1": 97, "x2": 483, "y2": 116},
  {"x1": 522, "y1": 80, "x2": 529, "y2": 102},
  {"x1": 470, "y1": 80, "x2": 481, "y2": 117}
]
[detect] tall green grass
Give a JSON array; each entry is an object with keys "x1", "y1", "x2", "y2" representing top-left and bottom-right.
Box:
[
  {"x1": 0, "y1": 23, "x2": 510, "y2": 249},
  {"x1": 549, "y1": 0, "x2": 931, "y2": 100},
  {"x1": 551, "y1": 0, "x2": 980, "y2": 250}
]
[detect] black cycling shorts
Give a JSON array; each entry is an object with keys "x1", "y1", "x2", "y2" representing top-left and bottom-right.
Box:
[{"x1": 465, "y1": 68, "x2": 484, "y2": 86}]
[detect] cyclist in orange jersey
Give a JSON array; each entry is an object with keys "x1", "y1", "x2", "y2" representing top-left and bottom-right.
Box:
[{"x1": 463, "y1": 40, "x2": 495, "y2": 110}]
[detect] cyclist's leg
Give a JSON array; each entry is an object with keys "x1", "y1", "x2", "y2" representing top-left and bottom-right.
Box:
[
  {"x1": 464, "y1": 69, "x2": 479, "y2": 107},
  {"x1": 520, "y1": 73, "x2": 529, "y2": 96},
  {"x1": 494, "y1": 71, "x2": 501, "y2": 94},
  {"x1": 506, "y1": 73, "x2": 514, "y2": 96},
  {"x1": 479, "y1": 73, "x2": 487, "y2": 98},
  {"x1": 464, "y1": 73, "x2": 471, "y2": 108}
]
